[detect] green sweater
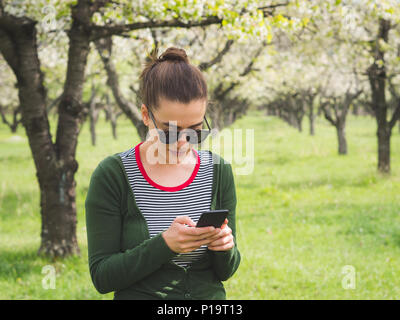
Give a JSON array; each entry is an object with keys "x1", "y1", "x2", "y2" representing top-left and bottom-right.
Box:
[{"x1": 84, "y1": 150, "x2": 240, "y2": 300}]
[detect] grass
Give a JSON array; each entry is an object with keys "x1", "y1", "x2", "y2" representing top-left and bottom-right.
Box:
[{"x1": 0, "y1": 109, "x2": 399, "y2": 299}]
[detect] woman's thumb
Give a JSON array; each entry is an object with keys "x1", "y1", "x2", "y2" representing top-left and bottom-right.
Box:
[{"x1": 174, "y1": 215, "x2": 196, "y2": 227}]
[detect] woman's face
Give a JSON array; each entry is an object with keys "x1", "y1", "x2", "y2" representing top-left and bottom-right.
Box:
[{"x1": 142, "y1": 97, "x2": 207, "y2": 163}]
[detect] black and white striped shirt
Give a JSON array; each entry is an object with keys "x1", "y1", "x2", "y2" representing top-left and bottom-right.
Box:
[{"x1": 119, "y1": 142, "x2": 214, "y2": 268}]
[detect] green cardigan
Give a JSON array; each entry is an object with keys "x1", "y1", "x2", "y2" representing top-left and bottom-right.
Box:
[{"x1": 85, "y1": 149, "x2": 240, "y2": 300}]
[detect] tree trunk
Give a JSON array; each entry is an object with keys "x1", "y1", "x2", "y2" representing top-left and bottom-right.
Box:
[
  {"x1": 377, "y1": 124, "x2": 391, "y2": 173},
  {"x1": 352, "y1": 103, "x2": 359, "y2": 116},
  {"x1": 367, "y1": 18, "x2": 393, "y2": 174},
  {"x1": 321, "y1": 100, "x2": 350, "y2": 155},
  {"x1": 336, "y1": 123, "x2": 347, "y2": 155},
  {"x1": 38, "y1": 178, "x2": 80, "y2": 256},
  {"x1": 89, "y1": 101, "x2": 100, "y2": 146},
  {"x1": 297, "y1": 118, "x2": 303, "y2": 132},
  {"x1": 295, "y1": 111, "x2": 303, "y2": 132},
  {"x1": 90, "y1": 107, "x2": 97, "y2": 146},
  {"x1": 111, "y1": 119, "x2": 118, "y2": 140},
  {"x1": 309, "y1": 110, "x2": 315, "y2": 136},
  {"x1": 103, "y1": 95, "x2": 120, "y2": 140}
]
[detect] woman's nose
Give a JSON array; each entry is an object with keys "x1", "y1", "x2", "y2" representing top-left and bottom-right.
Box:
[{"x1": 177, "y1": 132, "x2": 189, "y2": 147}]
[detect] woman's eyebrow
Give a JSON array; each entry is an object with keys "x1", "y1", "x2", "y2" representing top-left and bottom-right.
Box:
[{"x1": 161, "y1": 120, "x2": 204, "y2": 129}]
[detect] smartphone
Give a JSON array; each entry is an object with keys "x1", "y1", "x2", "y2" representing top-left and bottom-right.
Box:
[{"x1": 196, "y1": 209, "x2": 229, "y2": 228}]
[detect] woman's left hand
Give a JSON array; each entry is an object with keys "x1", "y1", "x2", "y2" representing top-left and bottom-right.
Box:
[{"x1": 207, "y1": 219, "x2": 234, "y2": 251}]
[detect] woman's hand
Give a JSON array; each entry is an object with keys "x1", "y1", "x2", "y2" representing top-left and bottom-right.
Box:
[
  {"x1": 207, "y1": 219, "x2": 234, "y2": 252},
  {"x1": 162, "y1": 216, "x2": 219, "y2": 253}
]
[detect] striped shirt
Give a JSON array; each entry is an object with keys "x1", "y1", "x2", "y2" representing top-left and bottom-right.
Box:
[{"x1": 119, "y1": 142, "x2": 214, "y2": 268}]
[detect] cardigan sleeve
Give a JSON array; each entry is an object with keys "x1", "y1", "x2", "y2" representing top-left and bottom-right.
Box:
[
  {"x1": 85, "y1": 159, "x2": 178, "y2": 294},
  {"x1": 210, "y1": 161, "x2": 241, "y2": 281}
]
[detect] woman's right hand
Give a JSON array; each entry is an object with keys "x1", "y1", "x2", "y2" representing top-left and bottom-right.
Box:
[{"x1": 162, "y1": 216, "x2": 219, "y2": 253}]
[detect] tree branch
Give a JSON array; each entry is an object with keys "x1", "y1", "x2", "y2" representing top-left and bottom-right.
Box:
[
  {"x1": 0, "y1": 15, "x2": 31, "y2": 73},
  {"x1": 320, "y1": 100, "x2": 337, "y2": 126},
  {"x1": 0, "y1": 103, "x2": 12, "y2": 127},
  {"x1": 89, "y1": 16, "x2": 222, "y2": 41},
  {"x1": 389, "y1": 101, "x2": 400, "y2": 130},
  {"x1": 388, "y1": 75, "x2": 399, "y2": 100},
  {"x1": 198, "y1": 39, "x2": 234, "y2": 71}
]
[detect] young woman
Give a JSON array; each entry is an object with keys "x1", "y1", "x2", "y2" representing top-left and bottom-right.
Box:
[{"x1": 85, "y1": 47, "x2": 240, "y2": 300}]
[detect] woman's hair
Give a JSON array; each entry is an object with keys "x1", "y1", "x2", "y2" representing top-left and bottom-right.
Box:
[{"x1": 139, "y1": 47, "x2": 208, "y2": 111}]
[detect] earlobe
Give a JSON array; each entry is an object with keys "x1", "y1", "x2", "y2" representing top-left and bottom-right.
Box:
[{"x1": 141, "y1": 104, "x2": 149, "y2": 126}]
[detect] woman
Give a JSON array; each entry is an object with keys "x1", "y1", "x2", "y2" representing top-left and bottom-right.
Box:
[{"x1": 85, "y1": 47, "x2": 240, "y2": 300}]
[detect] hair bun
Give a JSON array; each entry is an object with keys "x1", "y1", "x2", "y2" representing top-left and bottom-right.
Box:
[{"x1": 158, "y1": 47, "x2": 189, "y2": 63}]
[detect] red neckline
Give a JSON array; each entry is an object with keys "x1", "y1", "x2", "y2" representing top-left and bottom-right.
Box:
[{"x1": 134, "y1": 141, "x2": 200, "y2": 192}]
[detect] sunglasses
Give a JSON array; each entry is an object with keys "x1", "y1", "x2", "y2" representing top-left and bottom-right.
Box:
[{"x1": 148, "y1": 108, "x2": 212, "y2": 145}]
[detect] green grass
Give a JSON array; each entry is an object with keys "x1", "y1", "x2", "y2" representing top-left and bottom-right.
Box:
[{"x1": 0, "y1": 110, "x2": 399, "y2": 299}]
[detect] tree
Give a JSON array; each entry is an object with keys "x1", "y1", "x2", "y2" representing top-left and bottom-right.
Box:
[
  {"x1": 0, "y1": 103, "x2": 21, "y2": 133},
  {"x1": 206, "y1": 41, "x2": 267, "y2": 131},
  {"x1": 305, "y1": 0, "x2": 400, "y2": 173},
  {"x1": 366, "y1": 18, "x2": 400, "y2": 173},
  {"x1": 320, "y1": 81, "x2": 362, "y2": 155},
  {"x1": 95, "y1": 36, "x2": 148, "y2": 141}
]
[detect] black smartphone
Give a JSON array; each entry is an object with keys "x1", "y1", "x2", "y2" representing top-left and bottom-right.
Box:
[{"x1": 196, "y1": 209, "x2": 229, "y2": 228}]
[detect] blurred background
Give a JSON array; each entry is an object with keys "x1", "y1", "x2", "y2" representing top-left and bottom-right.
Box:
[{"x1": 0, "y1": 0, "x2": 399, "y2": 299}]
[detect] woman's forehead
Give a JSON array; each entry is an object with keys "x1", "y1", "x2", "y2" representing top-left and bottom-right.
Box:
[{"x1": 156, "y1": 98, "x2": 207, "y2": 126}]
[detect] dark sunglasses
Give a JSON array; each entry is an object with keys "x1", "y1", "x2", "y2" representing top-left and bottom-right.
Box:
[{"x1": 148, "y1": 108, "x2": 212, "y2": 145}]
